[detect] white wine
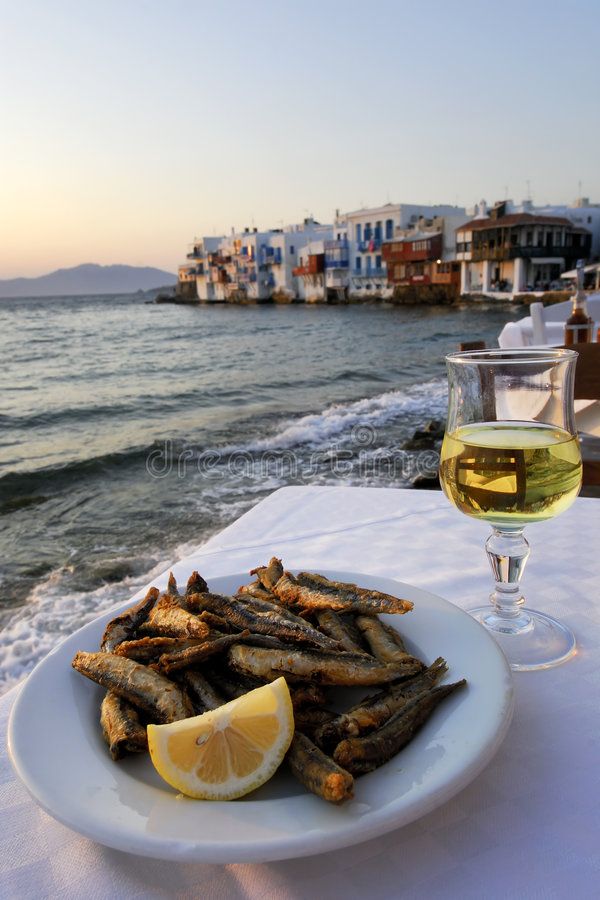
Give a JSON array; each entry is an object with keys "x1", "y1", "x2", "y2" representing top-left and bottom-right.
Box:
[{"x1": 439, "y1": 422, "x2": 582, "y2": 527}]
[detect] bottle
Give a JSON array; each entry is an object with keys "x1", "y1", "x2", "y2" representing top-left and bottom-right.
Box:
[{"x1": 564, "y1": 260, "x2": 592, "y2": 345}]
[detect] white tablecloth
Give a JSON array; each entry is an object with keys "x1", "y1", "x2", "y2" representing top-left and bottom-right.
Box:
[
  {"x1": 2, "y1": 487, "x2": 600, "y2": 899},
  {"x1": 498, "y1": 318, "x2": 566, "y2": 348}
]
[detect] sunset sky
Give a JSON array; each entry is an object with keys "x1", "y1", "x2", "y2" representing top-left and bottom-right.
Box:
[{"x1": 1, "y1": 0, "x2": 599, "y2": 278}]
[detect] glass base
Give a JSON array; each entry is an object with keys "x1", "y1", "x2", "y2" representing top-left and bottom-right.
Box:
[{"x1": 469, "y1": 606, "x2": 577, "y2": 671}]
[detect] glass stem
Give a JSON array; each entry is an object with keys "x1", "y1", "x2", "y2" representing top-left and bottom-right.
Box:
[{"x1": 484, "y1": 527, "x2": 533, "y2": 633}]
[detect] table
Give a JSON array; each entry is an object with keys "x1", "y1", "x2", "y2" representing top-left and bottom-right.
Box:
[{"x1": 2, "y1": 487, "x2": 599, "y2": 899}]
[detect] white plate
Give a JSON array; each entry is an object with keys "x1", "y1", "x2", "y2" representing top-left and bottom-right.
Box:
[{"x1": 8, "y1": 570, "x2": 513, "y2": 864}]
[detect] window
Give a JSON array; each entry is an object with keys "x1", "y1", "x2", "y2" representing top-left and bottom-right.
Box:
[
  {"x1": 356, "y1": 224, "x2": 362, "y2": 242},
  {"x1": 385, "y1": 219, "x2": 393, "y2": 239},
  {"x1": 526, "y1": 231, "x2": 533, "y2": 246},
  {"x1": 355, "y1": 256, "x2": 362, "y2": 270},
  {"x1": 364, "y1": 223, "x2": 372, "y2": 240},
  {"x1": 290, "y1": 245, "x2": 295, "y2": 254},
  {"x1": 376, "y1": 254, "x2": 382, "y2": 269},
  {"x1": 375, "y1": 221, "x2": 382, "y2": 240}
]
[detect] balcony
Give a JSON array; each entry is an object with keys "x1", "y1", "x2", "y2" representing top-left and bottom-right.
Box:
[
  {"x1": 325, "y1": 239, "x2": 349, "y2": 251},
  {"x1": 324, "y1": 258, "x2": 349, "y2": 269},
  {"x1": 470, "y1": 244, "x2": 578, "y2": 262},
  {"x1": 353, "y1": 267, "x2": 386, "y2": 278}
]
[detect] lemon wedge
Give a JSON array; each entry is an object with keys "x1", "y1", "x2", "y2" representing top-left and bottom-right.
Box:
[{"x1": 147, "y1": 676, "x2": 294, "y2": 800}]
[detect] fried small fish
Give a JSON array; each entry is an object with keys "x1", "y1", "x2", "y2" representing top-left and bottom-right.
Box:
[
  {"x1": 333, "y1": 680, "x2": 467, "y2": 775},
  {"x1": 237, "y1": 583, "x2": 280, "y2": 604},
  {"x1": 206, "y1": 667, "x2": 266, "y2": 700},
  {"x1": 114, "y1": 636, "x2": 201, "y2": 662},
  {"x1": 100, "y1": 587, "x2": 159, "y2": 653},
  {"x1": 274, "y1": 572, "x2": 414, "y2": 616},
  {"x1": 292, "y1": 707, "x2": 338, "y2": 741},
  {"x1": 228, "y1": 644, "x2": 422, "y2": 685},
  {"x1": 196, "y1": 610, "x2": 232, "y2": 632},
  {"x1": 181, "y1": 670, "x2": 226, "y2": 714},
  {"x1": 287, "y1": 732, "x2": 354, "y2": 803},
  {"x1": 187, "y1": 592, "x2": 341, "y2": 650},
  {"x1": 355, "y1": 615, "x2": 413, "y2": 664},
  {"x1": 250, "y1": 557, "x2": 284, "y2": 591},
  {"x1": 186, "y1": 570, "x2": 208, "y2": 595},
  {"x1": 235, "y1": 591, "x2": 307, "y2": 625},
  {"x1": 139, "y1": 591, "x2": 210, "y2": 641},
  {"x1": 158, "y1": 631, "x2": 251, "y2": 674},
  {"x1": 289, "y1": 682, "x2": 328, "y2": 709},
  {"x1": 100, "y1": 691, "x2": 148, "y2": 760},
  {"x1": 315, "y1": 609, "x2": 368, "y2": 654},
  {"x1": 315, "y1": 657, "x2": 448, "y2": 749},
  {"x1": 72, "y1": 651, "x2": 191, "y2": 723},
  {"x1": 167, "y1": 571, "x2": 179, "y2": 596}
]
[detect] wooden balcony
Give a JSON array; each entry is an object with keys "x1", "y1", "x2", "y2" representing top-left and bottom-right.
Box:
[{"x1": 470, "y1": 244, "x2": 581, "y2": 262}]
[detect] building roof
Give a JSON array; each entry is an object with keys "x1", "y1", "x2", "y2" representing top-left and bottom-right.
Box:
[{"x1": 457, "y1": 213, "x2": 577, "y2": 232}]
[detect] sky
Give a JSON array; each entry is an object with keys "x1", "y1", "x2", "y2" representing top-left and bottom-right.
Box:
[{"x1": 1, "y1": 0, "x2": 600, "y2": 278}]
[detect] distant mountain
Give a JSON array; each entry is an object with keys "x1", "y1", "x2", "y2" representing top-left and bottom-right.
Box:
[{"x1": 0, "y1": 264, "x2": 176, "y2": 298}]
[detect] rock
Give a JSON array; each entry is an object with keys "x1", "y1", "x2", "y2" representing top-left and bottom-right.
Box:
[
  {"x1": 403, "y1": 419, "x2": 445, "y2": 451},
  {"x1": 411, "y1": 475, "x2": 441, "y2": 490}
]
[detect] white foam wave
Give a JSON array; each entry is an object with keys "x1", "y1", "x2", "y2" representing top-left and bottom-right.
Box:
[
  {"x1": 223, "y1": 378, "x2": 447, "y2": 453},
  {"x1": 0, "y1": 540, "x2": 199, "y2": 696}
]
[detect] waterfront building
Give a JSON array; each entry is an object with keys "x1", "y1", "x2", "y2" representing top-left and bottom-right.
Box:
[
  {"x1": 293, "y1": 241, "x2": 327, "y2": 302},
  {"x1": 329, "y1": 203, "x2": 466, "y2": 299},
  {"x1": 322, "y1": 214, "x2": 350, "y2": 301},
  {"x1": 456, "y1": 200, "x2": 592, "y2": 296},
  {"x1": 182, "y1": 220, "x2": 332, "y2": 301},
  {"x1": 177, "y1": 263, "x2": 199, "y2": 299},
  {"x1": 185, "y1": 236, "x2": 222, "y2": 301},
  {"x1": 534, "y1": 197, "x2": 600, "y2": 258},
  {"x1": 381, "y1": 212, "x2": 467, "y2": 299}
]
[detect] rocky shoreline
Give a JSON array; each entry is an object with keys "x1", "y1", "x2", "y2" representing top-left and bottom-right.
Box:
[{"x1": 155, "y1": 288, "x2": 571, "y2": 308}]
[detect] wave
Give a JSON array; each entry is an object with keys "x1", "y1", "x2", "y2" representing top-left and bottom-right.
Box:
[{"x1": 221, "y1": 378, "x2": 447, "y2": 453}]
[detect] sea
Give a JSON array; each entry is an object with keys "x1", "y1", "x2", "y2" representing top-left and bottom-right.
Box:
[{"x1": 0, "y1": 293, "x2": 521, "y2": 693}]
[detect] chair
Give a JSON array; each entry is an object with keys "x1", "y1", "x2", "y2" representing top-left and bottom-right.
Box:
[
  {"x1": 571, "y1": 343, "x2": 600, "y2": 488},
  {"x1": 530, "y1": 294, "x2": 600, "y2": 344},
  {"x1": 458, "y1": 340, "x2": 486, "y2": 352}
]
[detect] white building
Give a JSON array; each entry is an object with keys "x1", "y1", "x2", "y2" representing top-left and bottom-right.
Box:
[
  {"x1": 456, "y1": 199, "x2": 594, "y2": 297},
  {"x1": 326, "y1": 203, "x2": 466, "y2": 298},
  {"x1": 183, "y1": 221, "x2": 332, "y2": 301}
]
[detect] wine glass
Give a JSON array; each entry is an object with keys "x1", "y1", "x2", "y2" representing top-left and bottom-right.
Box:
[{"x1": 439, "y1": 348, "x2": 582, "y2": 671}]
